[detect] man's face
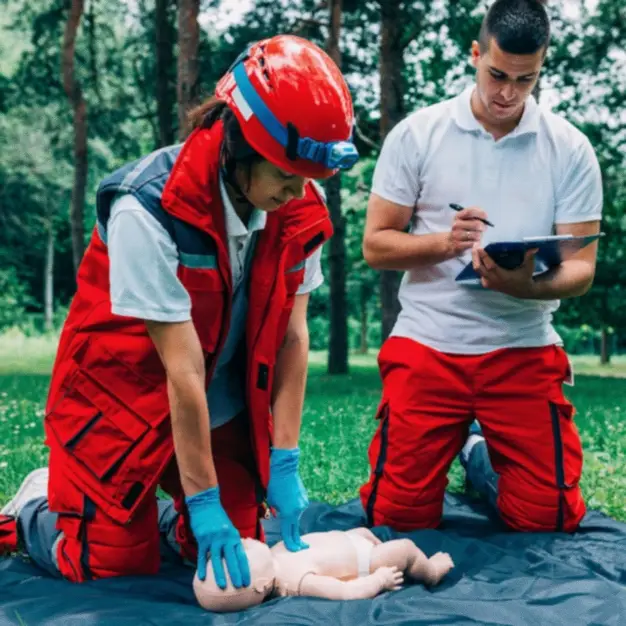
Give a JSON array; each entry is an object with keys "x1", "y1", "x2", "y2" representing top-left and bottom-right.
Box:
[{"x1": 471, "y1": 37, "x2": 544, "y2": 125}]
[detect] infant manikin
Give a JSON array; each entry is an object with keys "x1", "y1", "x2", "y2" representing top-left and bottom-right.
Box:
[{"x1": 193, "y1": 528, "x2": 454, "y2": 612}]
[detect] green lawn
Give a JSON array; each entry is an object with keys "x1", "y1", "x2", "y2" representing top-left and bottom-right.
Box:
[{"x1": 1, "y1": 338, "x2": 625, "y2": 523}]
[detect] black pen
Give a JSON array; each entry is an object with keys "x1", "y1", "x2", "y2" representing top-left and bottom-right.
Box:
[{"x1": 449, "y1": 203, "x2": 495, "y2": 227}]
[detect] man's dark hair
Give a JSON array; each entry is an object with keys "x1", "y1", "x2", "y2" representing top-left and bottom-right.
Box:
[{"x1": 479, "y1": 0, "x2": 550, "y2": 55}]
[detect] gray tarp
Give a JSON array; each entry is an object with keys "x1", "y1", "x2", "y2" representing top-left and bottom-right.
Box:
[{"x1": 1, "y1": 493, "x2": 625, "y2": 625}]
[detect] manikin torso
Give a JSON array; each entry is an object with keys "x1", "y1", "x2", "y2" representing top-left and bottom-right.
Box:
[{"x1": 272, "y1": 530, "x2": 367, "y2": 596}]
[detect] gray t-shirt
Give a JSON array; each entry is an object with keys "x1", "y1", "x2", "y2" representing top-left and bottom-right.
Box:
[{"x1": 107, "y1": 178, "x2": 323, "y2": 428}]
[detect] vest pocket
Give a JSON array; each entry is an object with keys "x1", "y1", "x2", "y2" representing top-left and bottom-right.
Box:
[{"x1": 46, "y1": 369, "x2": 150, "y2": 481}]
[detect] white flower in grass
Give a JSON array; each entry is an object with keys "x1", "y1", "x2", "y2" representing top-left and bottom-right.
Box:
[{"x1": 0, "y1": 462, "x2": 7, "y2": 469}]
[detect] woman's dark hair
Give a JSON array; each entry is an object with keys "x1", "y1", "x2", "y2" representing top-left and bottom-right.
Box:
[
  {"x1": 186, "y1": 96, "x2": 264, "y2": 191},
  {"x1": 479, "y1": 0, "x2": 550, "y2": 55}
]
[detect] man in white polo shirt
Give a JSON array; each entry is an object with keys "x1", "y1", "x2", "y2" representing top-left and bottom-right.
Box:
[{"x1": 360, "y1": 0, "x2": 602, "y2": 533}]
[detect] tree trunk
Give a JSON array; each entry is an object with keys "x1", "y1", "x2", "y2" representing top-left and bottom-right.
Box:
[
  {"x1": 44, "y1": 221, "x2": 55, "y2": 332},
  {"x1": 600, "y1": 327, "x2": 610, "y2": 364},
  {"x1": 359, "y1": 281, "x2": 368, "y2": 354},
  {"x1": 378, "y1": 0, "x2": 405, "y2": 341},
  {"x1": 325, "y1": 0, "x2": 349, "y2": 374},
  {"x1": 600, "y1": 287, "x2": 611, "y2": 364},
  {"x1": 177, "y1": 0, "x2": 200, "y2": 140},
  {"x1": 326, "y1": 174, "x2": 349, "y2": 374},
  {"x1": 62, "y1": 0, "x2": 87, "y2": 275},
  {"x1": 156, "y1": 0, "x2": 176, "y2": 146}
]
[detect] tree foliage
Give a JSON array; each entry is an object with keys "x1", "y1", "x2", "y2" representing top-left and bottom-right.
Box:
[{"x1": 0, "y1": 0, "x2": 622, "y2": 358}]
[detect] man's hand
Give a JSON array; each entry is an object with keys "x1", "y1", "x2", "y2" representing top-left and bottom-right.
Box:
[
  {"x1": 266, "y1": 447, "x2": 310, "y2": 552},
  {"x1": 185, "y1": 486, "x2": 251, "y2": 589},
  {"x1": 447, "y1": 206, "x2": 489, "y2": 256},
  {"x1": 472, "y1": 247, "x2": 538, "y2": 298}
]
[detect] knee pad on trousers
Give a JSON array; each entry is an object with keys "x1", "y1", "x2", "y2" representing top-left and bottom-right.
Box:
[
  {"x1": 497, "y1": 480, "x2": 585, "y2": 533},
  {"x1": 360, "y1": 480, "x2": 444, "y2": 531}
]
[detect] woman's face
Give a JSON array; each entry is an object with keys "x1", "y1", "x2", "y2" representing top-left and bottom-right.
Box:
[{"x1": 237, "y1": 160, "x2": 309, "y2": 212}]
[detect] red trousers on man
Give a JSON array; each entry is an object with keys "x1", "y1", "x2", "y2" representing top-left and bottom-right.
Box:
[
  {"x1": 49, "y1": 413, "x2": 262, "y2": 582},
  {"x1": 360, "y1": 337, "x2": 585, "y2": 533}
]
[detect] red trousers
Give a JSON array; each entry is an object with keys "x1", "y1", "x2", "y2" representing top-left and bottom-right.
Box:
[
  {"x1": 49, "y1": 413, "x2": 263, "y2": 582},
  {"x1": 360, "y1": 337, "x2": 585, "y2": 533},
  {"x1": 0, "y1": 515, "x2": 18, "y2": 553}
]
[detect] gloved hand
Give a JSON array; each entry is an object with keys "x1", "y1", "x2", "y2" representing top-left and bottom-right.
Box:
[
  {"x1": 266, "y1": 447, "x2": 309, "y2": 552},
  {"x1": 185, "y1": 486, "x2": 251, "y2": 589}
]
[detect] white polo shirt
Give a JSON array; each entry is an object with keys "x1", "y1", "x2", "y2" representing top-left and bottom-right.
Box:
[
  {"x1": 108, "y1": 177, "x2": 323, "y2": 427},
  {"x1": 372, "y1": 86, "x2": 603, "y2": 354}
]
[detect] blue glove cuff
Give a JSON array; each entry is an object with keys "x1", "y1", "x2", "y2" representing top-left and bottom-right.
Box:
[
  {"x1": 270, "y1": 447, "x2": 300, "y2": 474},
  {"x1": 185, "y1": 485, "x2": 220, "y2": 509}
]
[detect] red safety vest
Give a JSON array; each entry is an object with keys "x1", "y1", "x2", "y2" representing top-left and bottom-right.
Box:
[{"x1": 43, "y1": 122, "x2": 332, "y2": 525}]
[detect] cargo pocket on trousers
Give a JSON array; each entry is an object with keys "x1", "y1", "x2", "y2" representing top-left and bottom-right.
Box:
[{"x1": 46, "y1": 370, "x2": 150, "y2": 481}]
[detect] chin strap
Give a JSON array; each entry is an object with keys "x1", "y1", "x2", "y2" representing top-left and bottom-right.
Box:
[{"x1": 221, "y1": 159, "x2": 254, "y2": 211}]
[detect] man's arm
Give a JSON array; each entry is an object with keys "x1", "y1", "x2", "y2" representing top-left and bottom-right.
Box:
[
  {"x1": 363, "y1": 194, "x2": 489, "y2": 271},
  {"x1": 473, "y1": 220, "x2": 601, "y2": 300},
  {"x1": 527, "y1": 134, "x2": 603, "y2": 300},
  {"x1": 271, "y1": 294, "x2": 310, "y2": 447},
  {"x1": 531, "y1": 220, "x2": 601, "y2": 299},
  {"x1": 146, "y1": 320, "x2": 218, "y2": 495},
  {"x1": 298, "y1": 567, "x2": 403, "y2": 600}
]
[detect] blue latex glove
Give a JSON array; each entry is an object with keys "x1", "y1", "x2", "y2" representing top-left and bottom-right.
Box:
[
  {"x1": 185, "y1": 486, "x2": 251, "y2": 589},
  {"x1": 266, "y1": 447, "x2": 310, "y2": 552}
]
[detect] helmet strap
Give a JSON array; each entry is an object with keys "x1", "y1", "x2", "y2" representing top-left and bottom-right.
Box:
[
  {"x1": 285, "y1": 123, "x2": 299, "y2": 161},
  {"x1": 221, "y1": 152, "x2": 254, "y2": 211}
]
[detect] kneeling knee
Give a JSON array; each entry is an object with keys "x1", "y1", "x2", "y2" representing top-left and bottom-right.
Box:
[{"x1": 498, "y1": 489, "x2": 585, "y2": 533}]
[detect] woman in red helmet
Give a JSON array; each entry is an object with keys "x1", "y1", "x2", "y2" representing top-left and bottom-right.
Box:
[{"x1": 0, "y1": 35, "x2": 358, "y2": 589}]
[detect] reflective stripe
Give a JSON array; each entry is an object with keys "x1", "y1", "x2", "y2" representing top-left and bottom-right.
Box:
[
  {"x1": 179, "y1": 252, "x2": 218, "y2": 270},
  {"x1": 232, "y1": 86, "x2": 253, "y2": 121}
]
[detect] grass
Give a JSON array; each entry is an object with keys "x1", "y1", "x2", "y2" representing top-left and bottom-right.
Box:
[{"x1": 0, "y1": 337, "x2": 625, "y2": 523}]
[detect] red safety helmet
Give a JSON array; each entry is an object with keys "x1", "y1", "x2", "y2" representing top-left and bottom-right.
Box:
[{"x1": 215, "y1": 35, "x2": 358, "y2": 179}]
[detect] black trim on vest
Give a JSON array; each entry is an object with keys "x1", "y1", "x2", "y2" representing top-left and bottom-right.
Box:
[
  {"x1": 257, "y1": 363, "x2": 269, "y2": 391},
  {"x1": 304, "y1": 232, "x2": 325, "y2": 254},
  {"x1": 122, "y1": 482, "x2": 145, "y2": 510},
  {"x1": 65, "y1": 412, "x2": 103, "y2": 450}
]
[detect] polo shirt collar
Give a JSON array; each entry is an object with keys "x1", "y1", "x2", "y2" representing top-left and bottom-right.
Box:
[
  {"x1": 452, "y1": 85, "x2": 540, "y2": 138},
  {"x1": 218, "y1": 174, "x2": 267, "y2": 237}
]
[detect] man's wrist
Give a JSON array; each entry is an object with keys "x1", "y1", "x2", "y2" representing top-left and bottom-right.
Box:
[{"x1": 438, "y1": 232, "x2": 458, "y2": 262}]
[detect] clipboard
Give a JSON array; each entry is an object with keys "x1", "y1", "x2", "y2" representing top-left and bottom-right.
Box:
[{"x1": 456, "y1": 233, "x2": 604, "y2": 284}]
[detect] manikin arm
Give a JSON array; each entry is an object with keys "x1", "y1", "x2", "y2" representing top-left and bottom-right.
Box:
[{"x1": 298, "y1": 567, "x2": 403, "y2": 600}]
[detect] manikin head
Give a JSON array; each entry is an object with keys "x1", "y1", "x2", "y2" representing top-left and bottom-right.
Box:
[{"x1": 193, "y1": 539, "x2": 276, "y2": 613}]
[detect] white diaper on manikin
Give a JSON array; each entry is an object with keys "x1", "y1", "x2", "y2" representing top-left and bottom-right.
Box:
[{"x1": 346, "y1": 532, "x2": 374, "y2": 578}]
